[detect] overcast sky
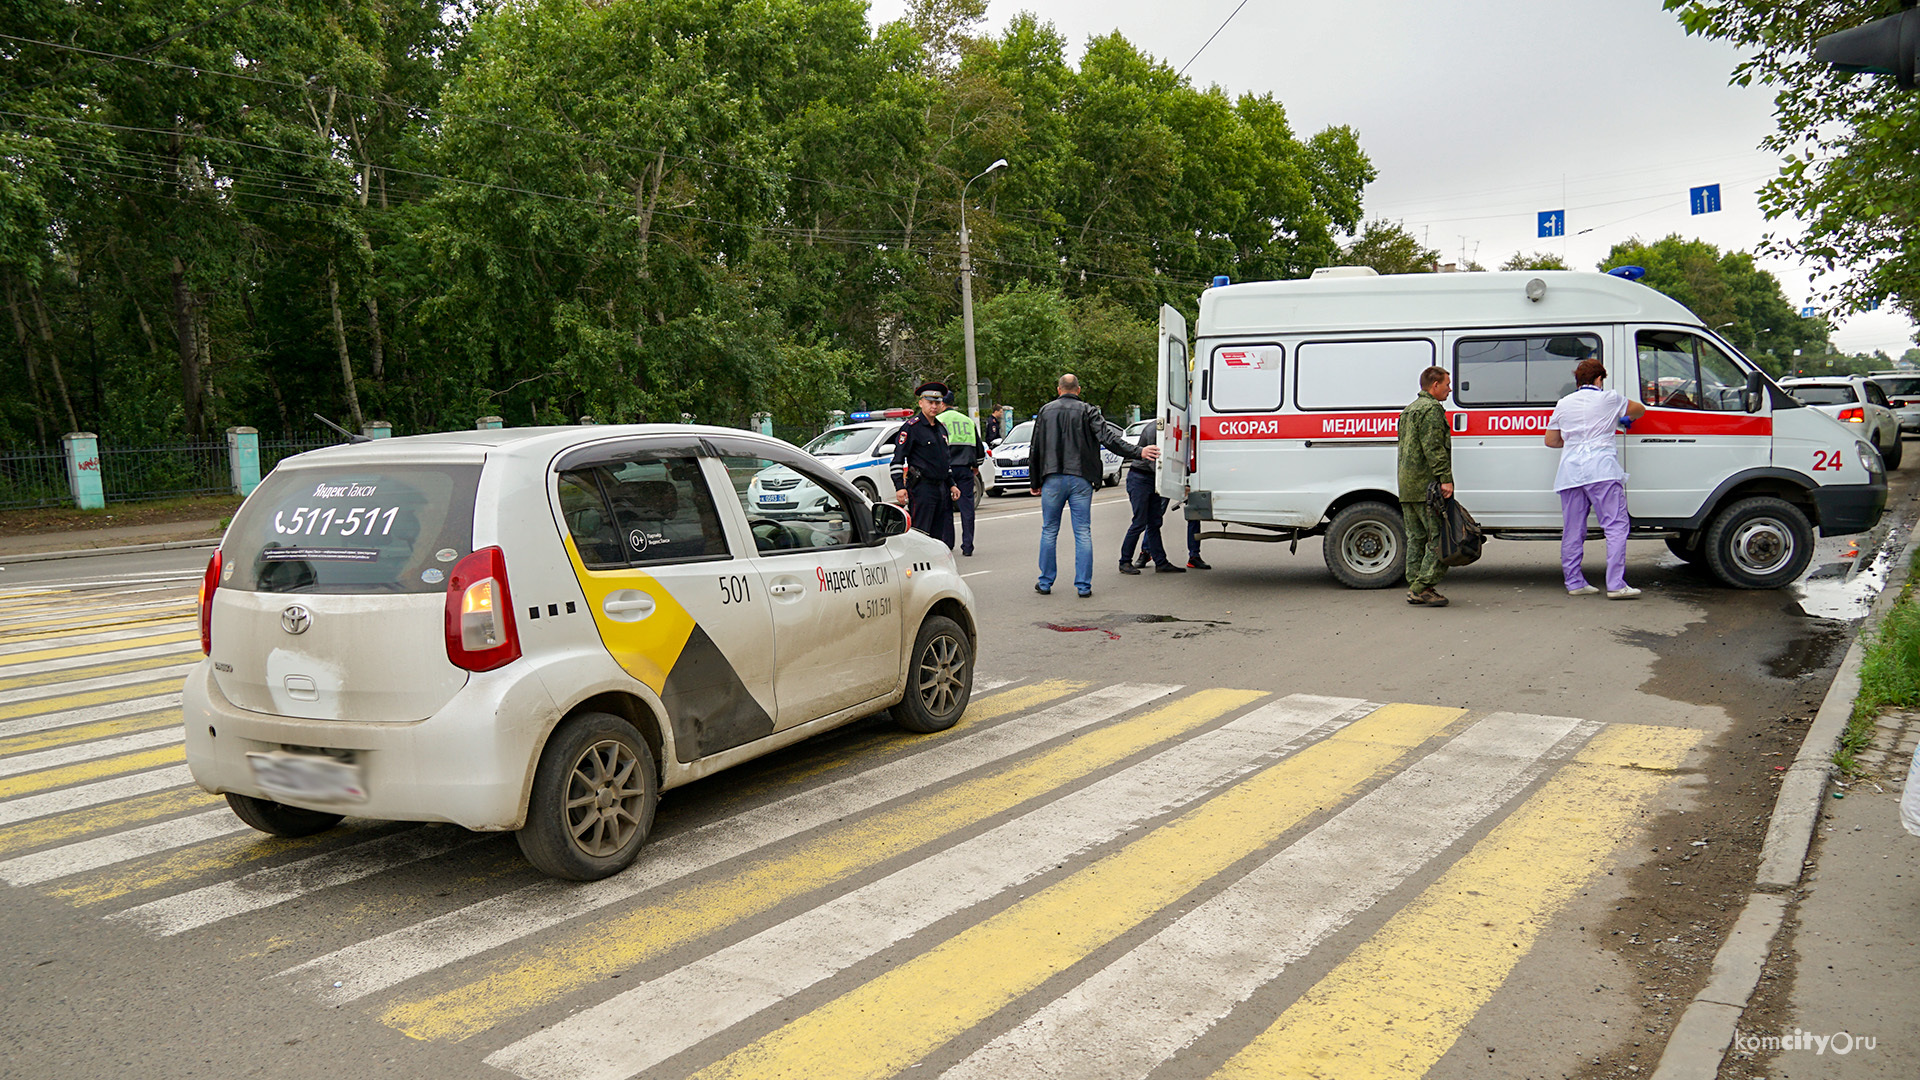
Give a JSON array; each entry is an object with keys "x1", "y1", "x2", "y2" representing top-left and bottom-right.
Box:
[{"x1": 865, "y1": 0, "x2": 1918, "y2": 357}]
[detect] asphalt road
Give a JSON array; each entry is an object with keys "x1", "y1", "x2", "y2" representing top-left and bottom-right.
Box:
[{"x1": 0, "y1": 470, "x2": 1912, "y2": 1080}]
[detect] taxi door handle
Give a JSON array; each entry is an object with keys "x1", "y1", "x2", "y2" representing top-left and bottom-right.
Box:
[
  {"x1": 602, "y1": 592, "x2": 656, "y2": 622},
  {"x1": 769, "y1": 583, "x2": 805, "y2": 597}
]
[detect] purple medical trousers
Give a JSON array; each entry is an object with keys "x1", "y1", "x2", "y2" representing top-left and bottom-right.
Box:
[{"x1": 1560, "y1": 479, "x2": 1629, "y2": 592}]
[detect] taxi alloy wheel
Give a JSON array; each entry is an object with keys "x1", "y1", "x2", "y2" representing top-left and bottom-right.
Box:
[
  {"x1": 518, "y1": 712, "x2": 659, "y2": 880},
  {"x1": 892, "y1": 615, "x2": 973, "y2": 733}
]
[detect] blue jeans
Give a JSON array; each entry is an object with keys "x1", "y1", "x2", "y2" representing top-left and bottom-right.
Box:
[{"x1": 1037, "y1": 473, "x2": 1095, "y2": 593}]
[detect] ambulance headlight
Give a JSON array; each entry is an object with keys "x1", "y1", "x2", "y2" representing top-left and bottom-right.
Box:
[{"x1": 1859, "y1": 441, "x2": 1885, "y2": 475}]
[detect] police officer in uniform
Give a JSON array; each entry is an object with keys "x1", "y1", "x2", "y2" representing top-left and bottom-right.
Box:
[
  {"x1": 937, "y1": 392, "x2": 984, "y2": 555},
  {"x1": 890, "y1": 381, "x2": 959, "y2": 547}
]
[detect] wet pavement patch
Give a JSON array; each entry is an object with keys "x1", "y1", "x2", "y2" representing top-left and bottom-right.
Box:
[{"x1": 1036, "y1": 613, "x2": 1232, "y2": 640}]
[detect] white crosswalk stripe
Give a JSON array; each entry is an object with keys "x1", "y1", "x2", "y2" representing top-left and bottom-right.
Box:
[
  {"x1": 281, "y1": 681, "x2": 1182, "y2": 1004},
  {"x1": 0, "y1": 726, "x2": 182, "y2": 778},
  {"x1": 485, "y1": 693, "x2": 1371, "y2": 1080},
  {"x1": 939, "y1": 711, "x2": 1599, "y2": 1080},
  {"x1": 0, "y1": 765, "x2": 196, "y2": 827},
  {"x1": 0, "y1": 809, "x2": 248, "y2": 885},
  {"x1": 0, "y1": 664, "x2": 195, "y2": 709}
]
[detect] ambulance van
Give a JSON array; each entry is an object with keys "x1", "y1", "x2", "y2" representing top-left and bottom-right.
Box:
[{"x1": 1152, "y1": 269, "x2": 1887, "y2": 590}]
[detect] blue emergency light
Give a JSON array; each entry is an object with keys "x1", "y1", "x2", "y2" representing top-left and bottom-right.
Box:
[
  {"x1": 1604, "y1": 265, "x2": 1647, "y2": 281},
  {"x1": 1212, "y1": 275, "x2": 1231, "y2": 287}
]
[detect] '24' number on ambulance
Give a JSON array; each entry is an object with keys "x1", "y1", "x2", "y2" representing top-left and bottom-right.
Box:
[{"x1": 1812, "y1": 449, "x2": 1846, "y2": 472}]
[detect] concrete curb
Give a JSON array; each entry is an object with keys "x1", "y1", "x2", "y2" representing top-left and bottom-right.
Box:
[
  {"x1": 0, "y1": 537, "x2": 220, "y2": 564},
  {"x1": 1650, "y1": 522, "x2": 1920, "y2": 1080}
]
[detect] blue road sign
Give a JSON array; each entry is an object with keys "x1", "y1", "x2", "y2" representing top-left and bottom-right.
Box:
[
  {"x1": 1538, "y1": 210, "x2": 1564, "y2": 238},
  {"x1": 1690, "y1": 184, "x2": 1722, "y2": 215},
  {"x1": 1800, "y1": 306, "x2": 1820, "y2": 317}
]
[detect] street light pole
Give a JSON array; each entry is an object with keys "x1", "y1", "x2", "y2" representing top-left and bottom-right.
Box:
[{"x1": 960, "y1": 158, "x2": 1008, "y2": 424}]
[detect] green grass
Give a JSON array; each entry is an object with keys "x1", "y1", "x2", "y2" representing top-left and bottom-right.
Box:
[{"x1": 1843, "y1": 545, "x2": 1920, "y2": 773}]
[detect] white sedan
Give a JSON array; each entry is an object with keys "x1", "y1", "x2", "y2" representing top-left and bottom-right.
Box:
[
  {"x1": 791, "y1": 418, "x2": 909, "y2": 504},
  {"x1": 1780, "y1": 377, "x2": 1903, "y2": 469}
]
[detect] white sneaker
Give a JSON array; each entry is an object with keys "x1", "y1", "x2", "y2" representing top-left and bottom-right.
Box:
[
  {"x1": 1607, "y1": 586, "x2": 1642, "y2": 600},
  {"x1": 1568, "y1": 585, "x2": 1600, "y2": 596}
]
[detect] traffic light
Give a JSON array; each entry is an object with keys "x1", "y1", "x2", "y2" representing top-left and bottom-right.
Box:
[{"x1": 1814, "y1": 3, "x2": 1920, "y2": 88}]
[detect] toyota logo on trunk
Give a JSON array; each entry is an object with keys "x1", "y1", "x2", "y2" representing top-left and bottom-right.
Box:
[{"x1": 281, "y1": 605, "x2": 312, "y2": 634}]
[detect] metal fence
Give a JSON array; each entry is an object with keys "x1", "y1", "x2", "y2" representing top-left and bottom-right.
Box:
[
  {"x1": 0, "y1": 445, "x2": 69, "y2": 510},
  {"x1": 261, "y1": 432, "x2": 346, "y2": 474},
  {"x1": 98, "y1": 440, "x2": 231, "y2": 504}
]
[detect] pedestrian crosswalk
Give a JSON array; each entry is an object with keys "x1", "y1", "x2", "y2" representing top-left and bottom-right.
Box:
[{"x1": 0, "y1": 579, "x2": 1702, "y2": 1079}]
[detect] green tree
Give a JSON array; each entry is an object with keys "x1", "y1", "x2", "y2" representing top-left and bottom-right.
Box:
[
  {"x1": 1663, "y1": 1, "x2": 1920, "y2": 322},
  {"x1": 1501, "y1": 251, "x2": 1569, "y2": 271},
  {"x1": 1340, "y1": 220, "x2": 1439, "y2": 274},
  {"x1": 1602, "y1": 235, "x2": 1828, "y2": 374}
]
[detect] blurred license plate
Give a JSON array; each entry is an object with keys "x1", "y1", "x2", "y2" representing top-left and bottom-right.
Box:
[
  {"x1": 247, "y1": 751, "x2": 367, "y2": 803},
  {"x1": 757, "y1": 494, "x2": 791, "y2": 506},
  {"x1": 1000, "y1": 467, "x2": 1028, "y2": 479}
]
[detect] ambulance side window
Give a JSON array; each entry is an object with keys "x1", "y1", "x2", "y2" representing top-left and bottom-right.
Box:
[
  {"x1": 1207, "y1": 344, "x2": 1283, "y2": 413},
  {"x1": 1295, "y1": 339, "x2": 1436, "y2": 409},
  {"x1": 1638, "y1": 331, "x2": 1746, "y2": 412},
  {"x1": 1454, "y1": 334, "x2": 1599, "y2": 406}
]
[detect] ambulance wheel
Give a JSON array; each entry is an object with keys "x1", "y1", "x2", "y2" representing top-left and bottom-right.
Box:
[
  {"x1": 225, "y1": 793, "x2": 343, "y2": 837},
  {"x1": 1664, "y1": 533, "x2": 1703, "y2": 564},
  {"x1": 1324, "y1": 501, "x2": 1406, "y2": 590},
  {"x1": 1883, "y1": 436, "x2": 1903, "y2": 470},
  {"x1": 1703, "y1": 497, "x2": 1814, "y2": 590},
  {"x1": 892, "y1": 615, "x2": 973, "y2": 733},
  {"x1": 517, "y1": 712, "x2": 658, "y2": 881},
  {"x1": 854, "y1": 478, "x2": 879, "y2": 502}
]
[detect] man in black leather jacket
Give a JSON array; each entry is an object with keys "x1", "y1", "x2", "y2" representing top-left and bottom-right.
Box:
[{"x1": 1030, "y1": 374, "x2": 1158, "y2": 597}]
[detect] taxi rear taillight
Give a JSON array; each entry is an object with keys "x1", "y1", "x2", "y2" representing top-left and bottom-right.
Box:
[
  {"x1": 199, "y1": 550, "x2": 222, "y2": 654},
  {"x1": 1838, "y1": 406, "x2": 1866, "y2": 422},
  {"x1": 444, "y1": 547, "x2": 520, "y2": 671}
]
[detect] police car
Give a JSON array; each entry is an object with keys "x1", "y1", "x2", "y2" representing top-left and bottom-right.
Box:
[
  {"x1": 184, "y1": 425, "x2": 977, "y2": 881},
  {"x1": 983, "y1": 420, "x2": 1122, "y2": 496},
  {"x1": 787, "y1": 414, "x2": 914, "y2": 504}
]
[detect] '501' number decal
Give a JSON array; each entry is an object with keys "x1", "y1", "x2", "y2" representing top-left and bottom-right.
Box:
[
  {"x1": 1812, "y1": 449, "x2": 1847, "y2": 472},
  {"x1": 718, "y1": 574, "x2": 752, "y2": 604}
]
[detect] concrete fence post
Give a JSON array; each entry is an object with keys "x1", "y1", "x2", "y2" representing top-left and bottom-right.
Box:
[
  {"x1": 226, "y1": 427, "x2": 261, "y2": 496},
  {"x1": 62, "y1": 432, "x2": 106, "y2": 510},
  {"x1": 750, "y1": 411, "x2": 773, "y2": 437},
  {"x1": 475, "y1": 416, "x2": 504, "y2": 430},
  {"x1": 1128, "y1": 404, "x2": 1141, "y2": 425},
  {"x1": 363, "y1": 421, "x2": 392, "y2": 440}
]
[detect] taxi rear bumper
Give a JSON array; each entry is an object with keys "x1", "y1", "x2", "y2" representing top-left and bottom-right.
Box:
[{"x1": 182, "y1": 659, "x2": 562, "y2": 831}]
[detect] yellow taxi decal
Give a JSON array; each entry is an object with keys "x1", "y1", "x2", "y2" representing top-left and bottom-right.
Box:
[{"x1": 562, "y1": 537, "x2": 697, "y2": 694}]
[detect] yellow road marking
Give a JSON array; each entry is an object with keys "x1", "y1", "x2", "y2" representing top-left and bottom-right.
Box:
[
  {"x1": 0, "y1": 652, "x2": 198, "y2": 694},
  {"x1": 0, "y1": 611, "x2": 194, "y2": 642},
  {"x1": 686, "y1": 702, "x2": 1465, "y2": 1080},
  {"x1": 713, "y1": 679, "x2": 1089, "y2": 807},
  {"x1": 0, "y1": 629, "x2": 199, "y2": 669},
  {"x1": 0, "y1": 787, "x2": 219, "y2": 857},
  {"x1": 1210, "y1": 723, "x2": 1703, "y2": 1080},
  {"x1": 384, "y1": 686, "x2": 1269, "y2": 1042},
  {"x1": 0, "y1": 743, "x2": 186, "y2": 800},
  {"x1": 0, "y1": 677, "x2": 186, "y2": 722},
  {"x1": 0, "y1": 600, "x2": 192, "y2": 629},
  {"x1": 0, "y1": 709, "x2": 182, "y2": 756},
  {"x1": 51, "y1": 822, "x2": 389, "y2": 906}
]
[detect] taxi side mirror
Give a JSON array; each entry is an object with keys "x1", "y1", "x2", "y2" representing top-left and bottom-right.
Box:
[
  {"x1": 1744, "y1": 371, "x2": 1767, "y2": 414},
  {"x1": 871, "y1": 502, "x2": 910, "y2": 538}
]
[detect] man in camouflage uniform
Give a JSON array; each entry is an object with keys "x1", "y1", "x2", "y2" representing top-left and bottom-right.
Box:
[{"x1": 1397, "y1": 366, "x2": 1455, "y2": 608}]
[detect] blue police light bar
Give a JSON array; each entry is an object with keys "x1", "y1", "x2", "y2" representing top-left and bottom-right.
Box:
[
  {"x1": 1605, "y1": 265, "x2": 1647, "y2": 281},
  {"x1": 1212, "y1": 275, "x2": 1231, "y2": 287},
  {"x1": 848, "y1": 412, "x2": 871, "y2": 421}
]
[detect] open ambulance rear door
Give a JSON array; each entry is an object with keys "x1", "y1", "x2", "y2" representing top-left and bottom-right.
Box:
[{"x1": 1156, "y1": 304, "x2": 1192, "y2": 501}]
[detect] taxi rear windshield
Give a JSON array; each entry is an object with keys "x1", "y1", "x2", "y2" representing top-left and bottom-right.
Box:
[{"x1": 221, "y1": 464, "x2": 481, "y2": 594}]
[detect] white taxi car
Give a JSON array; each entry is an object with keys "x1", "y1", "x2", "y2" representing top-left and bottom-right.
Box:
[
  {"x1": 763, "y1": 416, "x2": 910, "y2": 508},
  {"x1": 983, "y1": 419, "x2": 1123, "y2": 496},
  {"x1": 185, "y1": 426, "x2": 977, "y2": 880}
]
